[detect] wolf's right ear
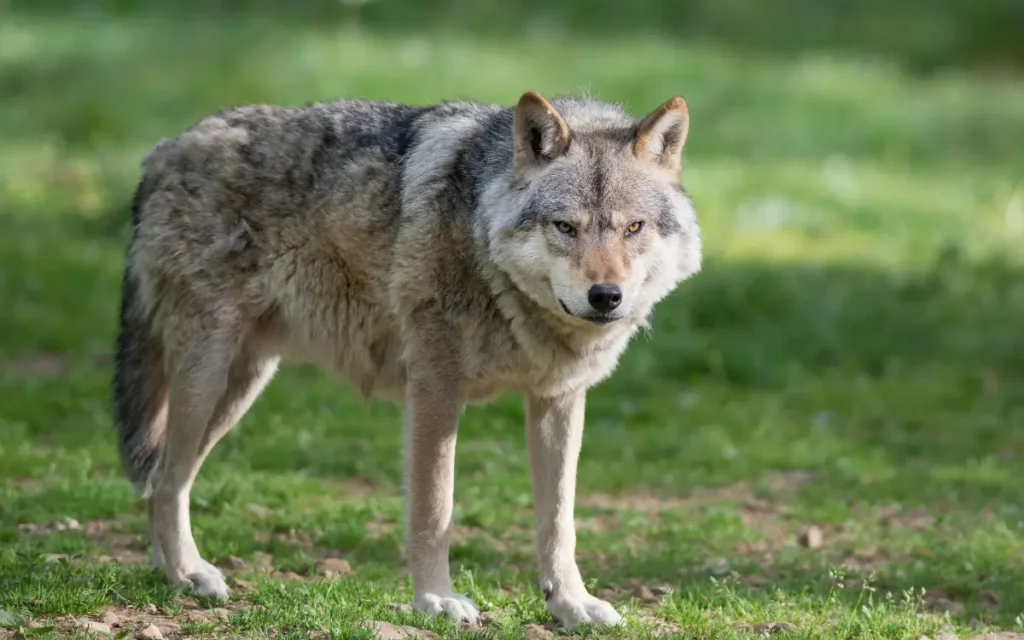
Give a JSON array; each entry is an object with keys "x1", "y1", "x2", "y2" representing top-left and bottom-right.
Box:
[{"x1": 513, "y1": 91, "x2": 571, "y2": 173}]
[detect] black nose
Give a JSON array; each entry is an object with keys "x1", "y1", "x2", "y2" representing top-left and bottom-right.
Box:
[{"x1": 587, "y1": 283, "x2": 622, "y2": 313}]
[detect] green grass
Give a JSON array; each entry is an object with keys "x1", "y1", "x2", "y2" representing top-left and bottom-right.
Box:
[{"x1": 3, "y1": 7, "x2": 1024, "y2": 639}]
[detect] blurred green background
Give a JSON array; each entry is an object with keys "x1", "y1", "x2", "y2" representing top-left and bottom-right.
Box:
[{"x1": 9, "y1": 0, "x2": 1024, "y2": 72}]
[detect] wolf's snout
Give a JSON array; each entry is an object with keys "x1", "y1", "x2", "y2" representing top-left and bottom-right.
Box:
[{"x1": 587, "y1": 284, "x2": 622, "y2": 313}]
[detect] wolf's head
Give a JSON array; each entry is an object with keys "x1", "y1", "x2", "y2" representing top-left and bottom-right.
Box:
[{"x1": 487, "y1": 91, "x2": 702, "y2": 331}]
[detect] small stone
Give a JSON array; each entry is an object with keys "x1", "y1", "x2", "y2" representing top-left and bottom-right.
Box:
[
  {"x1": 158, "y1": 621, "x2": 181, "y2": 634},
  {"x1": 798, "y1": 525, "x2": 824, "y2": 549},
  {"x1": 224, "y1": 555, "x2": 248, "y2": 570},
  {"x1": 64, "y1": 517, "x2": 82, "y2": 531},
  {"x1": 234, "y1": 578, "x2": 255, "y2": 591},
  {"x1": 650, "y1": 585, "x2": 670, "y2": 596},
  {"x1": 597, "y1": 587, "x2": 619, "y2": 600},
  {"x1": 315, "y1": 558, "x2": 352, "y2": 575},
  {"x1": 143, "y1": 604, "x2": 158, "y2": 615},
  {"x1": 137, "y1": 624, "x2": 164, "y2": 640},
  {"x1": 279, "y1": 571, "x2": 304, "y2": 581},
  {"x1": 17, "y1": 523, "x2": 38, "y2": 533},
  {"x1": 100, "y1": 611, "x2": 119, "y2": 626},
  {"x1": 981, "y1": 589, "x2": 1001, "y2": 605},
  {"x1": 632, "y1": 583, "x2": 659, "y2": 603},
  {"x1": 78, "y1": 619, "x2": 112, "y2": 635}
]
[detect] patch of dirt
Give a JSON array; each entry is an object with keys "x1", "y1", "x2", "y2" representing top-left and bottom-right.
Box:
[
  {"x1": 629, "y1": 613, "x2": 684, "y2": 637},
  {"x1": 450, "y1": 524, "x2": 527, "y2": 555},
  {"x1": 19, "y1": 518, "x2": 151, "y2": 565},
  {"x1": 630, "y1": 581, "x2": 667, "y2": 605},
  {"x1": 3, "y1": 350, "x2": 111, "y2": 379},
  {"x1": 923, "y1": 590, "x2": 966, "y2": 616},
  {"x1": 577, "y1": 471, "x2": 813, "y2": 550},
  {"x1": 362, "y1": 620, "x2": 439, "y2": 639},
  {"x1": 42, "y1": 601, "x2": 246, "y2": 640},
  {"x1": 578, "y1": 477, "x2": 762, "y2": 513},
  {"x1": 27, "y1": 518, "x2": 363, "y2": 582},
  {"x1": 5, "y1": 352, "x2": 69, "y2": 379},
  {"x1": 314, "y1": 557, "x2": 353, "y2": 577},
  {"x1": 733, "y1": 621, "x2": 800, "y2": 635},
  {"x1": 331, "y1": 476, "x2": 378, "y2": 498},
  {"x1": 365, "y1": 519, "x2": 397, "y2": 540},
  {"x1": 929, "y1": 630, "x2": 1024, "y2": 634},
  {"x1": 875, "y1": 503, "x2": 937, "y2": 530},
  {"x1": 579, "y1": 476, "x2": 989, "y2": 582},
  {"x1": 523, "y1": 624, "x2": 557, "y2": 639}
]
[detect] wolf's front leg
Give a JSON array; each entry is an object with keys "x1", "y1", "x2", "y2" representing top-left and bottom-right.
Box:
[
  {"x1": 527, "y1": 390, "x2": 623, "y2": 630},
  {"x1": 404, "y1": 371, "x2": 480, "y2": 624}
]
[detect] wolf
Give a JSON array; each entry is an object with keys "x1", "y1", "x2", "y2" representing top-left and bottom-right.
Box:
[{"x1": 112, "y1": 89, "x2": 701, "y2": 629}]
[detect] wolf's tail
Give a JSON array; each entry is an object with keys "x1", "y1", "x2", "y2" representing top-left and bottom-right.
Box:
[{"x1": 112, "y1": 184, "x2": 168, "y2": 498}]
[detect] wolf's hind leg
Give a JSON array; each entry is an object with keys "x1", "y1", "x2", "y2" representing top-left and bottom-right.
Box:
[
  {"x1": 149, "y1": 352, "x2": 278, "y2": 579},
  {"x1": 148, "y1": 326, "x2": 256, "y2": 600}
]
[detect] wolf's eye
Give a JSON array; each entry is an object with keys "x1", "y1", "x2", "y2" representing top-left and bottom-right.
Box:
[
  {"x1": 554, "y1": 221, "x2": 576, "y2": 236},
  {"x1": 626, "y1": 221, "x2": 644, "y2": 236}
]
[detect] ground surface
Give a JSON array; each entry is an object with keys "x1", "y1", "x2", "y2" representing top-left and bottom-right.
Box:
[{"x1": 2, "y1": 7, "x2": 1024, "y2": 640}]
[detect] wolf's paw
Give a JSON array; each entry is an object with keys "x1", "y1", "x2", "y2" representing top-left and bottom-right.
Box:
[
  {"x1": 547, "y1": 591, "x2": 623, "y2": 629},
  {"x1": 176, "y1": 565, "x2": 231, "y2": 601},
  {"x1": 412, "y1": 592, "x2": 481, "y2": 625},
  {"x1": 200, "y1": 560, "x2": 226, "y2": 580}
]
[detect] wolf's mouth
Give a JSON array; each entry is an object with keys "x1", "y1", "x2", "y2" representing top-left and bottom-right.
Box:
[{"x1": 558, "y1": 299, "x2": 619, "y2": 326}]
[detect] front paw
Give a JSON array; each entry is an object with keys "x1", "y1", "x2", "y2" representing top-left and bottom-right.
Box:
[
  {"x1": 168, "y1": 564, "x2": 231, "y2": 601},
  {"x1": 412, "y1": 592, "x2": 481, "y2": 625},
  {"x1": 547, "y1": 591, "x2": 623, "y2": 629}
]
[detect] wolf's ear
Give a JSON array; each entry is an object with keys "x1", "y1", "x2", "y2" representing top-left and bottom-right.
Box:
[
  {"x1": 513, "y1": 91, "x2": 571, "y2": 173},
  {"x1": 633, "y1": 96, "x2": 689, "y2": 174}
]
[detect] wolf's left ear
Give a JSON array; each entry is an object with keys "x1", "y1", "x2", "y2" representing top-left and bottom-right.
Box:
[
  {"x1": 633, "y1": 96, "x2": 689, "y2": 174},
  {"x1": 513, "y1": 91, "x2": 571, "y2": 173}
]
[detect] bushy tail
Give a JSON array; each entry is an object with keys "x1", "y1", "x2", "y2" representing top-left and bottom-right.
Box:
[{"x1": 112, "y1": 186, "x2": 168, "y2": 498}]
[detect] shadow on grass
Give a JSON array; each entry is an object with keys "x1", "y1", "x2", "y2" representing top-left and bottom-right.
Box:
[{"x1": 658, "y1": 250, "x2": 1024, "y2": 387}]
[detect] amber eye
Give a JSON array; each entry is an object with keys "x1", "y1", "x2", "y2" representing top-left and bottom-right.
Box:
[
  {"x1": 626, "y1": 221, "x2": 644, "y2": 236},
  {"x1": 554, "y1": 221, "x2": 576, "y2": 236}
]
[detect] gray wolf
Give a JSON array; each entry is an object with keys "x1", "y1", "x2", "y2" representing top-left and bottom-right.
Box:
[{"x1": 112, "y1": 90, "x2": 701, "y2": 629}]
